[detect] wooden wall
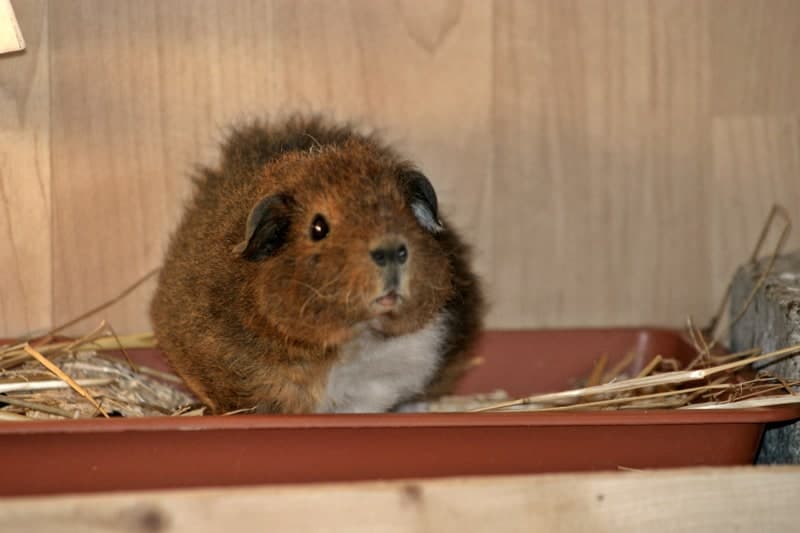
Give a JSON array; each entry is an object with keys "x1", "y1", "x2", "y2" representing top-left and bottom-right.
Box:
[{"x1": 1, "y1": 0, "x2": 799, "y2": 337}]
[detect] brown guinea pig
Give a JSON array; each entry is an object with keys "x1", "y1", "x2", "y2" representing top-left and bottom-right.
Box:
[{"x1": 150, "y1": 115, "x2": 484, "y2": 414}]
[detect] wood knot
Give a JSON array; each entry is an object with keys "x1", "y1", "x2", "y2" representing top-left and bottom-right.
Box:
[
  {"x1": 119, "y1": 504, "x2": 170, "y2": 533},
  {"x1": 402, "y1": 483, "x2": 424, "y2": 505}
]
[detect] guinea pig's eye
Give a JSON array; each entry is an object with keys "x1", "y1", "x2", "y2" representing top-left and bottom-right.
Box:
[{"x1": 310, "y1": 214, "x2": 329, "y2": 241}]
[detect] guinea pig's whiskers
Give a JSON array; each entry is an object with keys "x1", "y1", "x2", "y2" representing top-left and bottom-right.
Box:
[
  {"x1": 423, "y1": 278, "x2": 451, "y2": 292},
  {"x1": 298, "y1": 291, "x2": 324, "y2": 318},
  {"x1": 291, "y1": 280, "x2": 335, "y2": 299},
  {"x1": 318, "y1": 272, "x2": 344, "y2": 292},
  {"x1": 293, "y1": 275, "x2": 343, "y2": 317},
  {"x1": 343, "y1": 280, "x2": 357, "y2": 311},
  {"x1": 304, "y1": 133, "x2": 323, "y2": 153}
]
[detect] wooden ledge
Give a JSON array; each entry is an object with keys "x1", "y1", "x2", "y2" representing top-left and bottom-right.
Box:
[{"x1": 2, "y1": 466, "x2": 799, "y2": 532}]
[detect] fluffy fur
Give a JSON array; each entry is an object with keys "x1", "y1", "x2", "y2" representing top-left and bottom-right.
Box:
[
  {"x1": 319, "y1": 312, "x2": 449, "y2": 413},
  {"x1": 150, "y1": 116, "x2": 484, "y2": 414}
]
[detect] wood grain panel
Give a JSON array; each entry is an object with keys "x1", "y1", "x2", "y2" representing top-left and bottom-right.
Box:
[
  {"x1": 711, "y1": 116, "x2": 800, "y2": 304},
  {"x1": 7, "y1": 0, "x2": 800, "y2": 337},
  {"x1": 711, "y1": 0, "x2": 800, "y2": 114},
  {"x1": 50, "y1": 0, "x2": 166, "y2": 334},
  {"x1": 0, "y1": 0, "x2": 50, "y2": 337},
  {"x1": 49, "y1": 0, "x2": 491, "y2": 334},
  {"x1": 492, "y1": 0, "x2": 710, "y2": 328},
  {"x1": 2, "y1": 467, "x2": 800, "y2": 532},
  {"x1": 49, "y1": 0, "x2": 298, "y2": 333}
]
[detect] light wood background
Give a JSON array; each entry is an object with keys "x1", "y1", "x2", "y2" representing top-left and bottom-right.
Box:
[{"x1": 1, "y1": 0, "x2": 799, "y2": 337}]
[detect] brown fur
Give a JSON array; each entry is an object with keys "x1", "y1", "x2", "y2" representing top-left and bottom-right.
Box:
[{"x1": 150, "y1": 116, "x2": 484, "y2": 414}]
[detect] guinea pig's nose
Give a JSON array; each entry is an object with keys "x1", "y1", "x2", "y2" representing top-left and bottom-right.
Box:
[{"x1": 370, "y1": 243, "x2": 408, "y2": 267}]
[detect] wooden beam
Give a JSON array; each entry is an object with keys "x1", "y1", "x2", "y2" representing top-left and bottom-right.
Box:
[
  {"x1": 0, "y1": 0, "x2": 51, "y2": 337},
  {"x1": 1, "y1": 466, "x2": 798, "y2": 532}
]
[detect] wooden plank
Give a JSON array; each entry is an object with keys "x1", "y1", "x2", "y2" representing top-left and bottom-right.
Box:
[
  {"x1": 492, "y1": 1, "x2": 711, "y2": 328},
  {"x1": 710, "y1": 116, "x2": 800, "y2": 303},
  {"x1": 19, "y1": 0, "x2": 800, "y2": 337},
  {"x1": 709, "y1": 0, "x2": 800, "y2": 318},
  {"x1": 1, "y1": 467, "x2": 799, "y2": 532},
  {"x1": 0, "y1": 0, "x2": 50, "y2": 337},
  {"x1": 48, "y1": 0, "x2": 491, "y2": 334},
  {"x1": 710, "y1": 0, "x2": 800, "y2": 114}
]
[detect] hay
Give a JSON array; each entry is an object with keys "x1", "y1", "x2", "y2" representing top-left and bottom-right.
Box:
[
  {"x1": 397, "y1": 391, "x2": 510, "y2": 413},
  {"x1": 0, "y1": 350, "x2": 198, "y2": 420},
  {"x1": 3, "y1": 323, "x2": 799, "y2": 417},
  {"x1": 0, "y1": 323, "x2": 199, "y2": 421},
  {"x1": 23, "y1": 343, "x2": 110, "y2": 418},
  {"x1": 470, "y1": 342, "x2": 800, "y2": 413}
]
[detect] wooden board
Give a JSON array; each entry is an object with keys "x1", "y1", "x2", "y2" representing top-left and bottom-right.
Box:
[
  {"x1": 491, "y1": 0, "x2": 711, "y2": 327},
  {"x1": 1, "y1": 1, "x2": 800, "y2": 335},
  {"x1": 710, "y1": 116, "x2": 800, "y2": 302},
  {"x1": 1, "y1": 467, "x2": 799, "y2": 532},
  {"x1": 710, "y1": 0, "x2": 800, "y2": 114},
  {"x1": 0, "y1": 0, "x2": 50, "y2": 337}
]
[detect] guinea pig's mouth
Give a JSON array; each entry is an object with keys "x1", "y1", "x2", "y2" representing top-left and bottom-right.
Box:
[{"x1": 372, "y1": 290, "x2": 403, "y2": 314}]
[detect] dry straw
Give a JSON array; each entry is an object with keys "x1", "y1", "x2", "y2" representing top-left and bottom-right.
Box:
[
  {"x1": 22, "y1": 343, "x2": 110, "y2": 418},
  {"x1": 470, "y1": 342, "x2": 800, "y2": 413},
  {"x1": 0, "y1": 279, "x2": 198, "y2": 420}
]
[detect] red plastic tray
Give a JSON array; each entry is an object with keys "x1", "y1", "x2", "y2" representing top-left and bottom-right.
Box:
[{"x1": 1, "y1": 328, "x2": 798, "y2": 496}]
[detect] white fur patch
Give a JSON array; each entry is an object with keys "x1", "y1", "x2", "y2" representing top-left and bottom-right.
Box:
[{"x1": 317, "y1": 313, "x2": 448, "y2": 413}]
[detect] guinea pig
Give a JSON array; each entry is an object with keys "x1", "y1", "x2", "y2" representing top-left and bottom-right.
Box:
[{"x1": 150, "y1": 115, "x2": 484, "y2": 414}]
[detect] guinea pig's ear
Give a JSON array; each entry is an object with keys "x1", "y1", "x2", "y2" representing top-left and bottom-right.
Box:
[
  {"x1": 404, "y1": 171, "x2": 444, "y2": 233},
  {"x1": 232, "y1": 194, "x2": 295, "y2": 261}
]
